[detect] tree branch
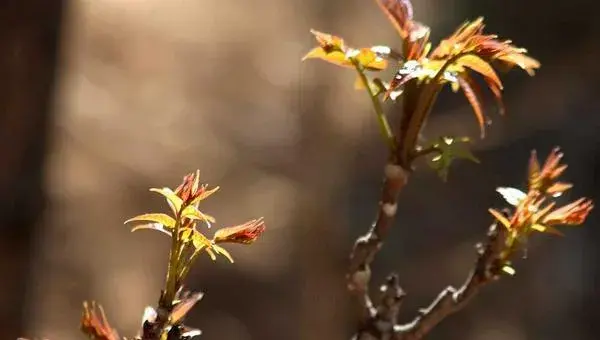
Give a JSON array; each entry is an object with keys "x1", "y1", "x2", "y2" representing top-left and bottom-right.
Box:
[
  {"x1": 347, "y1": 163, "x2": 409, "y2": 329},
  {"x1": 353, "y1": 219, "x2": 508, "y2": 340}
]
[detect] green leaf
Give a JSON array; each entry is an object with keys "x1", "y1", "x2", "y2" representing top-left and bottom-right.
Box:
[
  {"x1": 191, "y1": 232, "x2": 212, "y2": 251},
  {"x1": 130, "y1": 223, "x2": 173, "y2": 237},
  {"x1": 425, "y1": 136, "x2": 479, "y2": 181},
  {"x1": 181, "y1": 205, "x2": 216, "y2": 225},
  {"x1": 124, "y1": 213, "x2": 176, "y2": 229},
  {"x1": 212, "y1": 244, "x2": 235, "y2": 263},
  {"x1": 150, "y1": 187, "x2": 183, "y2": 215}
]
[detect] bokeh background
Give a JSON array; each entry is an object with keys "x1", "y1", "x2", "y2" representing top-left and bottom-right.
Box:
[{"x1": 1, "y1": 0, "x2": 599, "y2": 339}]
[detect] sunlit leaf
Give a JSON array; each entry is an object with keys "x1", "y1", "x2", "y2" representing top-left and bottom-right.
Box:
[
  {"x1": 303, "y1": 30, "x2": 390, "y2": 71},
  {"x1": 124, "y1": 213, "x2": 176, "y2": 229},
  {"x1": 181, "y1": 205, "x2": 216, "y2": 225},
  {"x1": 169, "y1": 292, "x2": 204, "y2": 324},
  {"x1": 502, "y1": 265, "x2": 516, "y2": 276},
  {"x1": 483, "y1": 77, "x2": 505, "y2": 116},
  {"x1": 180, "y1": 228, "x2": 194, "y2": 243},
  {"x1": 130, "y1": 223, "x2": 172, "y2": 237},
  {"x1": 456, "y1": 54, "x2": 503, "y2": 91},
  {"x1": 496, "y1": 187, "x2": 527, "y2": 206},
  {"x1": 385, "y1": 60, "x2": 426, "y2": 99},
  {"x1": 190, "y1": 185, "x2": 220, "y2": 205},
  {"x1": 542, "y1": 198, "x2": 594, "y2": 226},
  {"x1": 488, "y1": 208, "x2": 512, "y2": 229},
  {"x1": 370, "y1": 45, "x2": 403, "y2": 61},
  {"x1": 457, "y1": 74, "x2": 486, "y2": 138},
  {"x1": 81, "y1": 301, "x2": 120, "y2": 340},
  {"x1": 141, "y1": 306, "x2": 157, "y2": 324},
  {"x1": 150, "y1": 187, "x2": 183, "y2": 214},
  {"x1": 310, "y1": 29, "x2": 345, "y2": 51},
  {"x1": 373, "y1": 0, "x2": 415, "y2": 39},
  {"x1": 302, "y1": 46, "x2": 349, "y2": 68},
  {"x1": 302, "y1": 30, "x2": 350, "y2": 67},
  {"x1": 212, "y1": 244, "x2": 235, "y2": 263},
  {"x1": 191, "y1": 231, "x2": 212, "y2": 251},
  {"x1": 205, "y1": 248, "x2": 217, "y2": 261},
  {"x1": 546, "y1": 182, "x2": 573, "y2": 196},
  {"x1": 181, "y1": 326, "x2": 202, "y2": 339},
  {"x1": 528, "y1": 150, "x2": 541, "y2": 190},
  {"x1": 213, "y1": 218, "x2": 266, "y2": 244},
  {"x1": 530, "y1": 223, "x2": 564, "y2": 236},
  {"x1": 353, "y1": 48, "x2": 388, "y2": 70},
  {"x1": 530, "y1": 223, "x2": 546, "y2": 232}
]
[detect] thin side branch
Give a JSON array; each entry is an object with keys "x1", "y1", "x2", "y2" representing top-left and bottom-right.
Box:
[
  {"x1": 394, "y1": 222, "x2": 506, "y2": 339},
  {"x1": 353, "y1": 221, "x2": 507, "y2": 340}
]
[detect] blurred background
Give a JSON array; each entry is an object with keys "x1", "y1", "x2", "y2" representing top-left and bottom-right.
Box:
[{"x1": 1, "y1": 0, "x2": 598, "y2": 339}]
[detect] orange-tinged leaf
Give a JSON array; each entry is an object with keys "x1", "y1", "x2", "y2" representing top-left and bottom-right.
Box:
[
  {"x1": 546, "y1": 182, "x2": 573, "y2": 196},
  {"x1": 374, "y1": 0, "x2": 414, "y2": 39},
  {"x1": 124, "y1": 213, "x2": 176, "y2": 229},
  {"x1": 457, "y1": 54, "x2": 503, "y2": 91},
  {"x1": 354, "y1": 48, "x2": 388, "y2": 71},
  {"x1": 309, "y1": 29, "x2": 345, "y2": 51},
  {"x1": 169, "y1": 292, "x2": 203, "y2": 324},
  {"x1": 150, "y1": 187, "x2": 183, "y2": 214},
  {"x1": 81, "y1": 301, "x2": 119, "y2": 340},
  {"x1": 497, "y1": 53, "x2": 540, "y2": 76},
  {"x1": 528, "y1": 150, "x2": 541, "y2": 190},
  {"x1": 455, "y1": 17, "x2": 485, "y2": 43},
  {"x1": 543, "y1": 198, "x2": 594, "y2": 226},
  {"x1": 303, "y1": 45, "x2": 388, "y2": 71},
  {"x1": 480, "y1": 79, "x2": 503, "y2": 117},
  {"x1": 191, "y1": 185, "x2": 220, "y2": 204},
  {"x1": 489, "y1": 208, "x2": 512, "y2": 229},
  {"x1": 302, "y1": 47, "x2": 351, "y2": 68},
  {"x1": 457, "y1": 74, "x2": 486, "y2": 138}
]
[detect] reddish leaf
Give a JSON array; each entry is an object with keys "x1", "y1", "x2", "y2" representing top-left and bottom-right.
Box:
[
  {"x1": 373, "y1": 0, "x2": 414, "y2": 39},
  {"x1": 457, "y1": 74, "x2": 486, "y2": 138},
  {"x1": 457, "y1": 54, "x2": 503, "y2": 91},
  {"x1": 483, "y1": 77, "x2": 505, "y2": 116},
  {"x1": 213, "y1": 218, "x2": 266, "y2": 244},
  {"x1": 170, "y1": 292, "x2": 204, "y2": 324}
]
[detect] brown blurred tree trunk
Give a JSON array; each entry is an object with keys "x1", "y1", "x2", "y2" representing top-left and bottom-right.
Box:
[{"x1": 0, "y1": 1, "x2": 64, "y2": 337}]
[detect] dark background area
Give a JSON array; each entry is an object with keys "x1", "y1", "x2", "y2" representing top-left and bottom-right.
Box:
[{"x1": 0, "y1": 0, "x2": 598, "y2": 339}]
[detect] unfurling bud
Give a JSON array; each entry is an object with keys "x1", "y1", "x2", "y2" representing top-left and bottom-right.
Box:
[{"x1": 213, "y1": 218, "x2": 266, "y2": 244}]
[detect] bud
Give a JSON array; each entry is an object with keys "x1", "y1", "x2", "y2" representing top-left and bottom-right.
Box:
[{"x1": 213, "y1": 218, "x2": 266, "y2": 244}]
